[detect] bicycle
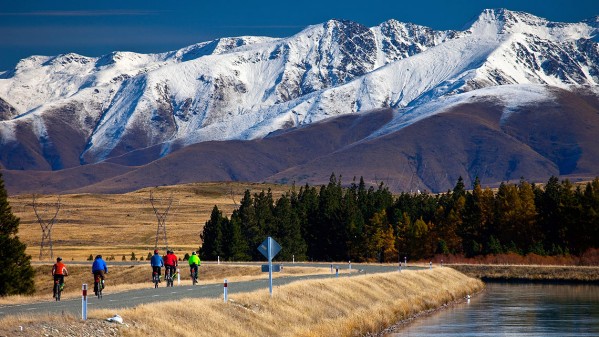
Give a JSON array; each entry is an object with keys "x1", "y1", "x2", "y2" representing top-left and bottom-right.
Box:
[
  {"x1": 165, "y1": 267, "x2": 175, "y2": 287},
  {"x1": 190, "y1": 266, "x2": 198, "y2": 285},
  {"x1": 93, "y1": 274, "x2": 103, "y2": 299},
  {"x1": 54, "y1": 279, "x2": 62, "y2": 301},
  {"x1": 152, "y1": 271, "x2": 160, "y2": 288}
]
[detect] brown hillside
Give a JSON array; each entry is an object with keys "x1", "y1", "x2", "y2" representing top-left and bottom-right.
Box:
[{"x1": 3, "y1": 87, "x2": 599, "y2": 195}]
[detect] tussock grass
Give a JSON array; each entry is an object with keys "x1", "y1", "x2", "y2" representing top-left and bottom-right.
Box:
[
  {"x1": 9, "y1": 182, "x2": 291, "y2": 261},
  {"x1": 87, "y1": 268, "x2": 482, "y2": 337},
  {"x1": 450, "y1": 264, "x2": 599, "y2": 282}
]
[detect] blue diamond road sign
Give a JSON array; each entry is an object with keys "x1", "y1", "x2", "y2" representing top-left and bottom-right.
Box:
[{"x1": 258, "y1": 237, "x2": 281, "y2": 260}]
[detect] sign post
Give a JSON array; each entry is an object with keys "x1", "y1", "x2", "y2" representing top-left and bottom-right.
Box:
[{"x1": 258, "y1": 236, "x2": 281, "y2": 297}]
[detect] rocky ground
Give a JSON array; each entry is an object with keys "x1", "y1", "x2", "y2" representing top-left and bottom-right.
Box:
[{"x1": 0, "y1": 318, "x2": 124, "y2": 337}]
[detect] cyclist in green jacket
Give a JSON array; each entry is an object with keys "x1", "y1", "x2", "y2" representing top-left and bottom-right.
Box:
[{"x1": 188, "y1": 251, "x2": 201, "y2": 283}]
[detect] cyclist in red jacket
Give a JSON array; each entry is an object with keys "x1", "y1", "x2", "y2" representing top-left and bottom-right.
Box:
[
  {"x1": 163, "y1": 250, "x2": 178, "y2": 279},
  {"x1": 51, "y1": 257, "x2": 68, "y2": 298}
]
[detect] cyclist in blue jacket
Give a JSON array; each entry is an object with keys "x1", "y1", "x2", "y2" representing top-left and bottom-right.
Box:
[
  {"x1": 150, "y1": 249, "x2": 164, "y2": 282},
  {"x1": 91, "y1": 255, "x2": 108, "y2": 289}
]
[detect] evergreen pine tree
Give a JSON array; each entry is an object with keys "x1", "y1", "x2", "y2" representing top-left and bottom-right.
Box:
[
  {"x1": 200, "y1": 206, "x2": 225, "y2": 260},
  {"x1": 237, "y1": 190, "x2": 261, "y2": 260},
  {"x1": 295, "y1": 184, "x2": 319, "y2": 260},
  {"x1": 0, "y1": 172, "x2": 35, "y2": 295},
  {"x1": 226, "y1": 214, "x2": 251, "y2": 261},
  {"x1": 274, "y1": 194, "x2": 307, "y2": 261}
]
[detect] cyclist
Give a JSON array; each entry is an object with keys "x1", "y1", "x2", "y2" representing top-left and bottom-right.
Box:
[
  {"x1": 150, "y1": 249, "x2": 164, "y2": 282},
  {"x1": 163, "y1": 249, "x2": 178, "y2": 281},
  {"x1": 91, "y1": 255, "x2": 108, "y2": 289},
  {"x1": 51, "y1": 257, "x2": 68, "y2": 298},
  {"x1": 188, "y1": 251, "x2": 201, "y2": 283}
]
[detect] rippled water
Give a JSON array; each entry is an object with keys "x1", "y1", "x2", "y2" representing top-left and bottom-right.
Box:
[{"x1": 389, "y1": 283, "x2": 599, "y2": 337}]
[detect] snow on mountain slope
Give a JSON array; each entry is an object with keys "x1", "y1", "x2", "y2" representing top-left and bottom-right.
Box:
[
  {"x1": 79, "y1": 18, "x2": 462, "y2": 162},
  {"x1": 0, "y1": 9, "x2": 598, "y2": 169}
]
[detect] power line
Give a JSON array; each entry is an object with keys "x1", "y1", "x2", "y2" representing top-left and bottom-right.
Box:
[
  {"x1": 30, "y1": 195, "x2": 61, "y2": 261},
  {"x1": 149, "y1": 190, "x2": 174, "y2": 251}
]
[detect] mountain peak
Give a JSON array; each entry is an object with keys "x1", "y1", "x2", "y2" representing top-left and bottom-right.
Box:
[
  {"x1": 1, "y1": 9, "x2": 598, "y2": 174},
  {"x1": 466, "y1": 8, "x2": 547, "y2": 35}
]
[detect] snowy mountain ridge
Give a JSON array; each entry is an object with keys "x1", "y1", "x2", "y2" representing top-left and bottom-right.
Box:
[{"x1": 0, "y1": 8, "x2": 598, "y2": 170}]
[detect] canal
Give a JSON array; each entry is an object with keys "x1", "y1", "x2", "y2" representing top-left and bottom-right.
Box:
[{"x1": 389, "y1": 283, "x2": 599, "y2": 336}]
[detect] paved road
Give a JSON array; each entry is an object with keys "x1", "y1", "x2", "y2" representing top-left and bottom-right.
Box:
[{"x1": 0, "y1": 262, "x2": 421, "y2": 317}]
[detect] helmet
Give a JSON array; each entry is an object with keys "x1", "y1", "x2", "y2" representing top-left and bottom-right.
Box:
[
  {"x1": 56, "y1": 257, "x2": 62, "y2": 261},
  {"x1": 154, "y1": 249, "x2": 159, "y2": 254},
  {"x1": 192, "y1": 251, "x2": 196, "y2": 255},
  {"x1": 95, "y1": 255, "x2": 102, "y2": 259}
]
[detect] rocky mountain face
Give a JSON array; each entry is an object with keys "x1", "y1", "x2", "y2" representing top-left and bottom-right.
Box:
[{"x1": 1, "y1": 9, "x2": 598, "y2": 194}]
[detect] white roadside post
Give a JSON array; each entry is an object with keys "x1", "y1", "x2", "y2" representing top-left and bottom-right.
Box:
[
  {"x1": 82, "y1": 284, "x2": 88, "y2": 320},
  {"x1": 177, "y1": 268, "x2": 181, "y2": 285},
  {"x1": 218, "y1": 256, "x2": 220, "y2": 265},
  {"x1": 223, "y1": 279, "x2": 228, "y2": 303},
  {"x1": 349, "y1": 260, "x2": 351, "y2": 270}
]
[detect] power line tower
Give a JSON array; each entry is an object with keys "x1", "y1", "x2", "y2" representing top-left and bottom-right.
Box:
[
  {"x1": 31, "y1": 195, "x2": 61, "y2": 261},
  {"x1": 149, "y1": 190, "x2": 173, "y2": 251}
]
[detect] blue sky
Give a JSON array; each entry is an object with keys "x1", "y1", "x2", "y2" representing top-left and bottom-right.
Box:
[{"x1": 1, "y1": 0, "x2": 598, "y2": 71}]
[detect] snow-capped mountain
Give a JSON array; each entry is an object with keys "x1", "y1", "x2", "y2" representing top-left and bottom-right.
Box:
[{"x1": 1, "y1": 9, "x2": 599, "y2": 194}]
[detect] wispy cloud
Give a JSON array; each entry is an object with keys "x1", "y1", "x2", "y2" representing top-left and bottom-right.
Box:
[
  {"x1": 0, "y1": 10, "x2": 165, "y2": 17},
  {"x1": 221, "y1": 25, "x2": 306, "y2": 29}
]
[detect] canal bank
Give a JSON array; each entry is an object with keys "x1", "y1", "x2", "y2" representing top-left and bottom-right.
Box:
[
  {"x1": 0, "y1": 267, "x2": 483, "y2": 337},
  {"x1": 449, "y1": 264, "x2": 599, "y2": 283}
]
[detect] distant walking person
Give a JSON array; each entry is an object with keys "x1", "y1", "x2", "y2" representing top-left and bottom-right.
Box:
[
  {"x1": 51, "y1": 257, "x2": 68, "y2": 298},
  {"x1": 92, "y1": 255, "x2": 108, "y2": 288},
  {"x1": 150, "y1": 249, "x2": 164, "y2": 282}
]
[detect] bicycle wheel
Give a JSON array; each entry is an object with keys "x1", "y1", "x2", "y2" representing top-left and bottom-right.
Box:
[{"x1": 55, "y1": 282, "x2": 61, "y2": 301}]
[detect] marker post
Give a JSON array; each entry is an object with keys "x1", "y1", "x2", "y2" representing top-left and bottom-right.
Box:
[{"x1": 82, "y1": 284, "x2": 88, "y2": 320}]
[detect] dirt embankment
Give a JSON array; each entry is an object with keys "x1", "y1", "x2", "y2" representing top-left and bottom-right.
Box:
[{"x1": 450, "y1": 264, "x2": 599, "y2": 283}]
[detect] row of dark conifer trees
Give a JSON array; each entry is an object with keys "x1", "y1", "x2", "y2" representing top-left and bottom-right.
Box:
[
  {"x1": 0, "y1": 173, "x2": 35, "y2": 296},
  {"x1": 200, "y1": 174, "x2": 599, "y2": 262}
]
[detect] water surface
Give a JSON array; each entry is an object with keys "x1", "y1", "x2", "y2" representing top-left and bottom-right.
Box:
[{"x1": 389, "y1": 283, "x2": 599, "y2": 336}]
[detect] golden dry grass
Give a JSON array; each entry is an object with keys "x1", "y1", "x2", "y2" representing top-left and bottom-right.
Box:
[
  {"x1": 8, "y1": 182, "x2": 292, "y2": 261},
  {"x1": 450, "y1": 264, "x2": 599, "y2": 282},
  {"x1": 0, "y1": 267, "x2": 483, "y2": 337}
]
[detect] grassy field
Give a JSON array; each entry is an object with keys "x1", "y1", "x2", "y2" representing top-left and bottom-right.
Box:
[
  {"x1": 9, "y1": 182, "x2": 292, "y2": 262},
  {"x1": 450, "y1": 264, "x2": 599, "y2": 283},
  {"x1": 0, "y1": 267, "x2": 484, "y2": 337}
]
